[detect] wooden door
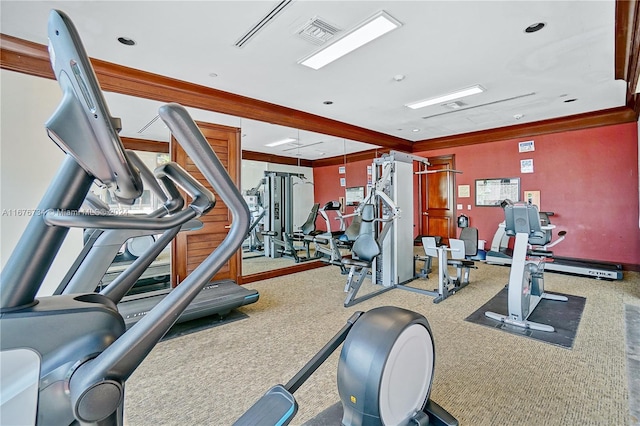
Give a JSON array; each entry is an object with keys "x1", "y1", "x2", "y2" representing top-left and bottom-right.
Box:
[
  {"x1": 419, "y1": 155, "x2": 456, "y2": 245},
  {"x1": 171, "y1": 121, "x2": 241, "y2": 286}
]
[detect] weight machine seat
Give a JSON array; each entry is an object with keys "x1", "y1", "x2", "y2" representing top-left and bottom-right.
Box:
[{"x1": 342, "y1": 257, "x2": 373, "y2": 269}]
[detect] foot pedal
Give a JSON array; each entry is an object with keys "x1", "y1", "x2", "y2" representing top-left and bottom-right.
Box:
[
  {"x1": 233, "y1": 385, "x2": 297, "y2": 426},
  {"x1": 424, "y1": 399, "x2": 459, "y2": 426}
]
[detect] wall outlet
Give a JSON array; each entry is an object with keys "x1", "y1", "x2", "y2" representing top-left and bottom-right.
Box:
[
  {"x1": 467, "y1": 205, "x2": 472, "y2": 210},
  {"x1": 457, "y1": 204, "x2": 463, "y2": 210}
]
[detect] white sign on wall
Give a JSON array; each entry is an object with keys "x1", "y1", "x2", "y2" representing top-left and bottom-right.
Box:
[{"x1": 519, "y1": 140, "x2": 535, "y2": 152}]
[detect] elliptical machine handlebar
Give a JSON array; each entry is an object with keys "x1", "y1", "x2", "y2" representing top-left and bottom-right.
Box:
[
  {"x1": 42, "y1": 162, "x2": 215, "y2": 231},
  {"x1": 67, "y1": 103, "x2": 251, "y2": 423},
  {"x1": 126, "y1": 150, "x2": 168, "y2": 205}
]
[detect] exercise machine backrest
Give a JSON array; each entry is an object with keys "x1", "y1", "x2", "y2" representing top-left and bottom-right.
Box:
[
  {"x1": 459, "y1": 227, "x2": 478, "y2": 257},
  {"x1": 299, "y1": 203, "x2": 320, "y2": 235},
  {"x1": 504, "y1": 203, "x2": 549, "y2": 245},
  {"x1": 351, "y1": 204, "x2": 380, "y2": 262},
  {"x1": 342, "y1": 214, "x2": 362, "y2": 242}
]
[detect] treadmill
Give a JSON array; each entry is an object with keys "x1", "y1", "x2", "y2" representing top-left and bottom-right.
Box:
[
  {"x1": 486, "y1": 248, "x2": 623, "y2": 280},
  {"x1": 53, "y1": 154, "x2": 258, "y2": 329},
  {"x1": 485, "y1": 208, "x2": 623, "y2": 280}
]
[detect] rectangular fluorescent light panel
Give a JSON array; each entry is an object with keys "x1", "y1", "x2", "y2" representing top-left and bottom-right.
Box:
[
  {"x1": 265, "y1": 137, "x2": 297, "y2": 147},
  {"x1": 299, "y1": 11, "x2": 401, "y2": 70},
  {"x1": 406, "y1": 85, "x2": 485, "y2": 109}
]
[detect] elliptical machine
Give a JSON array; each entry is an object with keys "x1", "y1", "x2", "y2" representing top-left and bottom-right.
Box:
[
  {"x1": 0, "y1": 10, "x2": 458, "y2": 426},
  {"x1": 484, "y1": 202, "x2": 568, "y2": 332}
]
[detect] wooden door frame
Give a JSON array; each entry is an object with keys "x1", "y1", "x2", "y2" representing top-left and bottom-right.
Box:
[
  {"x1": 418, "y1": 154, "x2": 457, "y2": 242},
  {"x1": 171, "y1": 121, "x2": 242, "y2": 286}
]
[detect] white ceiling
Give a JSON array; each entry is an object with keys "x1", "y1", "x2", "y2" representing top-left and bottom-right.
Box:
[{"x1": 0, "y1": 1, "x2": 627, "y2": 160}]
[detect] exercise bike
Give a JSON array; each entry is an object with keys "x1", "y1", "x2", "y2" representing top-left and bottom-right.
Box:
[
  {"x1": 0, "y1": 10, "x2": 458, "y2": 426},
  {"x1": 484, "y1": 202, "x2": 568, "y2": 332}
]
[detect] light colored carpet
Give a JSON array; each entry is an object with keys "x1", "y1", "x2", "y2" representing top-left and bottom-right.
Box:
[{"x1": 125, "y1": 258, "x2": 640, "y2": 425}]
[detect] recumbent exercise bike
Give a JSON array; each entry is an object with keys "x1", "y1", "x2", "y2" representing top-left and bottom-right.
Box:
[{"x1": 484, "y1": 202, "x2": 568, "y2": 332}]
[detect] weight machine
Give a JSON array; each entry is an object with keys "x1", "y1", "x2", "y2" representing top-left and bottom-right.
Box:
[
  {"x1": 261, "y1": 171, "x2": 318, "y2": 263},
  {"x1": 242, "y1": 179, "x2": 266, "y2": 253},
  {"x1": 343, "y1": 151, "x2": 438, "y2": 307}
]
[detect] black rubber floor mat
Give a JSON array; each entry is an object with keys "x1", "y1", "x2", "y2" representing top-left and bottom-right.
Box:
[{"x1": 465, "y1": 286, "x2": 585, "y2": 349}]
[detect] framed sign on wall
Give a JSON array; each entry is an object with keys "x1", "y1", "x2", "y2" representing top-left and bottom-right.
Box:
[{"x1": 475, "y1": 178, "x2": 520, "y2": 206}]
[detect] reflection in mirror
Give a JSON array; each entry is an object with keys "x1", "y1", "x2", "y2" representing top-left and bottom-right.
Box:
[
  {"x1": 89, "y1": 92, "x2": 380, "y2": 283},
  {"x1": 240, "y1": 124, "x2": 318, "y2": 276},
  {"x1": 90, "y1": 151, "x2": 172, "y2": 295}
]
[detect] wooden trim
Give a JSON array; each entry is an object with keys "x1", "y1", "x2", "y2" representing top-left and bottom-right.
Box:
[
  {"x1": 628, "y1": 1, "x2": 640, "y2": 99},
  {"x1": 242, "y1": 150, "x2": 313, "y2": 167},
  {"x1": 412, "y1": 107, "x2": 637, "y2": 152},
  {"x1": 615, "y1": 0, "x2": 640, "y2": 113},
  {"x1": 615, "y1": 0, "x2": 635, "y2": 81},
  {"x1": 0, "y1": 33, "x2": 412, "y2": 152},
  {"x1": 623, "y1": 263, "x2": 640, "y2": 272},
  {"x1": 237, "y1": 261, "x2": 327, "y2": 284},
  {"x1": 0, "y1": 35, "x2": 53, "y2": 79},
  {"x1": 122, "y1": 137, "x2": 169, "y2": 153}
]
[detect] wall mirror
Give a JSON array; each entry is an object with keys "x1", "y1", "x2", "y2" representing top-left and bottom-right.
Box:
[{"x1": 97, "y1": 91, "x2": 378, "y2": 285}]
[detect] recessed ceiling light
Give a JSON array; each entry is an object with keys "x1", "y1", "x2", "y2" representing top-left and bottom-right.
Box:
[
  {"x1": 412, "y1": 128, "x2": 420, "y2": 132},
  {"x1": 405, "y1": 85, "x2": 485, "y2": 110},
  {"x1": 323, "y1": 100, "x2": 334, "y2": 105},
  {"x1": 299, "y1": 11, "x2": 401, "y2": 70},
  {"x1": 514, "y1": 114, "x2": 524, "y2": 120},
  {"x1": 208, "y1": 72, "x2": 218, "y2": 78},
  {"x1": 265, "y1": 137, "x2": 297, "y2": 147},
  {"x1": 117, "y1": 36, "x2": 136, "y2": 46},
  {"x1": 393, "y1": 74, "x2": 405, "y2": 82},
  {"x1": 524, "y1": 22, "x2": 546, "y2": 33}
]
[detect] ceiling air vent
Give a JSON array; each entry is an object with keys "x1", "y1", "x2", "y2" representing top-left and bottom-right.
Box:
[
  {"x1": 235, "y1": 0, "x2": 293, "y2": 48},
  {"x1": 296, "y1": 17, "x2": 340, "y2": 45}
]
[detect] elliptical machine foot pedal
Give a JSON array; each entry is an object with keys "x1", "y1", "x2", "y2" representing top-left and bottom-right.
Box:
[
  {"x1": 423, "y1": 399, "x2": 460, "y2": 426},
  {"x1": 233, "y1": 384, "x2": 297, "y2": 426}
]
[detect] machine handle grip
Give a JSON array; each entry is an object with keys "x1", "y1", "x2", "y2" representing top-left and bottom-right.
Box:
[
  {"x1": 154, "y1": 162, "x2": 215, "y2": 215},
  {"x1": 69, "y1": 103, "x2": 250, "y2": 422},
  {"x1": 43, "y1": 208, "x2": 198, "y2": 230},
  {"x1": 126, "y1": 150, "x2": 167, "y2": 204}
]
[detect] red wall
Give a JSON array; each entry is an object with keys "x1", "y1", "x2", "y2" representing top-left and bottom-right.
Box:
[
  {"x1": 313, "y1": 159, "x2": 371, "y2": 231},
  {"x1": 314, "y1": 122, "x2": 640, "y2": 267}
]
